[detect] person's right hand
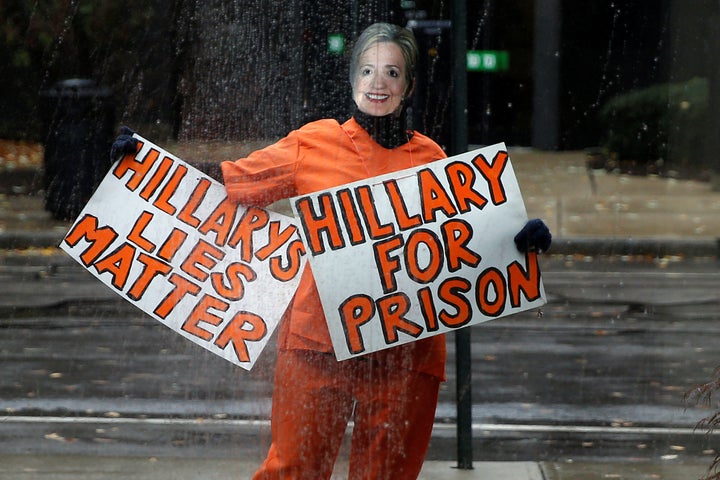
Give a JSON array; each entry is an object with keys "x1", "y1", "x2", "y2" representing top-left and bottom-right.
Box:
[{"x1": 110, "y1": 126, "x2": 140, "y2": 162}]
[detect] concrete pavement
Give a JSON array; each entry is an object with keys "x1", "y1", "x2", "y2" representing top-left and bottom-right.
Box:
[
  {"x1": 0, "y1": 454, "x2": 711, "y2": 479},
  {"x1": 1, "y1": 145, "x2": 718, "y2": 479},
  {"x1": 2, "y1": 146, "x2": 720, "y2": 254},
  {"x1": 0, "y1": 455, "x2": 546, "y2": 480}
]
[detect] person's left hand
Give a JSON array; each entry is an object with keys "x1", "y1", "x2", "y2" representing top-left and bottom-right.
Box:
[{"x1": 514, "y1": 218, "x2": 552, "y2": 253}]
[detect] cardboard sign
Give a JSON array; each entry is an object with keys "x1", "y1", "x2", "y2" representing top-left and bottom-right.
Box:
[
  {"x1": 60, "y1": 134, "x2": 306, "y2": 370},
  {"x1": 291, "y1": 143, "x2": 546, "y2": 361}
]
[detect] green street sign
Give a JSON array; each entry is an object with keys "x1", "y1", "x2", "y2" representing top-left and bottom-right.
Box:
[
  {"x1": 328, "y1": 34, "x2": 345, "y2": 55},
  {"x1": 467, "y1": 50, "x2": 510, "y2": 72}
]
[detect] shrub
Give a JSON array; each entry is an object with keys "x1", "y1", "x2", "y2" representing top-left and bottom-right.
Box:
[
  {"x1": 685, "y1": 370, "x2": 720, "y2": 480},
  {"x1": 598, "y1": 77, "x2": 708, "y2": 172}
]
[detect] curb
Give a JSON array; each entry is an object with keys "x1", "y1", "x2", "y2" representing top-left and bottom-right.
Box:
[
  {"x1": 0, "y1": 230, "x2": 65, "y2": 250},
  {"x1": 550, "y1": 236, "x2": 719, "y2": 258},
  {"x1": 0, "y1": 231, "x2": 718, "y2": 258}
]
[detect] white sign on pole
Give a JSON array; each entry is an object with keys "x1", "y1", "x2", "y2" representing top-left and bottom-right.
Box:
[
  {"x1": 60, "y1": 134, "x2": 306, "y2": 370},
  {"x1": 291, "y1": 143, "x2": 546, "y2": 361}
]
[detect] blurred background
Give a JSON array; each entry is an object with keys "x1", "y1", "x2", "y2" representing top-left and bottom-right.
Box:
[{"x1": 2, "y1": 0, "x2": 719, "y2": 175}]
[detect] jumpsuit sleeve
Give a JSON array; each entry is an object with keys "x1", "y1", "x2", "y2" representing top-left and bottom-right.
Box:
[{"x1": 220, "y1": 131, "x2": 301, "y2": 207}]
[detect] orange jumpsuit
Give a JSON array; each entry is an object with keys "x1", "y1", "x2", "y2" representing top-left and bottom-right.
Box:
[{"x1": 222, "y1": 117, "x2": 447, "y2": 479}]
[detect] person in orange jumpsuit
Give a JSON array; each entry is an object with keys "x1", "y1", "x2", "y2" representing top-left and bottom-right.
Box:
[
  {"x1": 222, "y1": 24, "x2": 448, "y2": 479},
  {"x1": 111, "y1": 22, "x2": 551, "y2": 480}
]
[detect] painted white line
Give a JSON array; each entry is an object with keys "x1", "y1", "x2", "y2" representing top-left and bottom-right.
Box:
[
  {"x1": 458, "y1": 423, "x2": 714, "y2": 436},
  {"x1": 1, "y1": 416, "x2": 715, "y2": 436},
  {"x1": 0, "y1": 416, "x2": 268, "y2": 427}
]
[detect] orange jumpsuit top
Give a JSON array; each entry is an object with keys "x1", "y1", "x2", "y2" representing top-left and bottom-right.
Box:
[{"x1": 221, "y1": 117, "x2": 447, "y2": 380}]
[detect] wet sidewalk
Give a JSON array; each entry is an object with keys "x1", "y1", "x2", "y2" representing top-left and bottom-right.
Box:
[
  {"x1": 0, "y1": 454, "x2": 711, "y2": 479},
  {"x1": 0, "y1": 456, "x2": 542, "y2": 480},
  {"x1": 2, "y1": 145, "x2": 720, "y2": 255}
]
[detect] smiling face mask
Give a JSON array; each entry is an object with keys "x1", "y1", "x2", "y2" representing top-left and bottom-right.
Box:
[{"x1": 352, "y1": 41, "x2": 410, "y2": 117}]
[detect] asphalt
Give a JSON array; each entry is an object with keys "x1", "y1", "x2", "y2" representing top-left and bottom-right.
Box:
[{"x1": 1, "y1": 145, "x2": 718, "y2": 479}]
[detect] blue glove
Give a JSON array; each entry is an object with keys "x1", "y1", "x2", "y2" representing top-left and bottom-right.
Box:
[
  {"x1": 514, "y1": 218, "x2": 552, "y2": 253},
  {"x1": 110, "y1": 126, "x2": 139, "y2": 162}
]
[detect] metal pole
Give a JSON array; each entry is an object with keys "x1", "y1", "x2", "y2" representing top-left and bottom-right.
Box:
[
  {"x1": 450, "y1": 0, "x2": 473, "y2": 470},
  {"x1": 532, "y1": 0, "x2": 561, "y2": 150}
]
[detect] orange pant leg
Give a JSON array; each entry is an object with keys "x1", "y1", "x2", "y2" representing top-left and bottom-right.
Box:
[
  {"x1": 253, "y1": 349, "x2": 355, "y2": 480},
  {"x1": 348, "y1": 366, "x2": 440, "y2": 480}
]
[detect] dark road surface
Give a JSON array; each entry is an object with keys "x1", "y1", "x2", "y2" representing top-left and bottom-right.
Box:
[{"x1": 1, "y1": 250, "x2": 719, "y2": 466}]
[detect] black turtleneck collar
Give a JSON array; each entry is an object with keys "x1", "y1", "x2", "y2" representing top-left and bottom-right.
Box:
[{"x1": 352, "y1": 107, "x2": 413, "y2": 149}]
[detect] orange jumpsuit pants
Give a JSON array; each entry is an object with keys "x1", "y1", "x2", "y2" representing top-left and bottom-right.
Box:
[{"x1": 252, "y1": 349, "x2": 441, "y2": 480}]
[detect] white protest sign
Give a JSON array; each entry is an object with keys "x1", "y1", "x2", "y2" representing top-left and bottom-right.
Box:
[
  {"x1": 291, "y1": 143, "x2": 546, "y2": 361},
  {"x1": 60, "y1": 134, "x2": 306, "y2": 370}
]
